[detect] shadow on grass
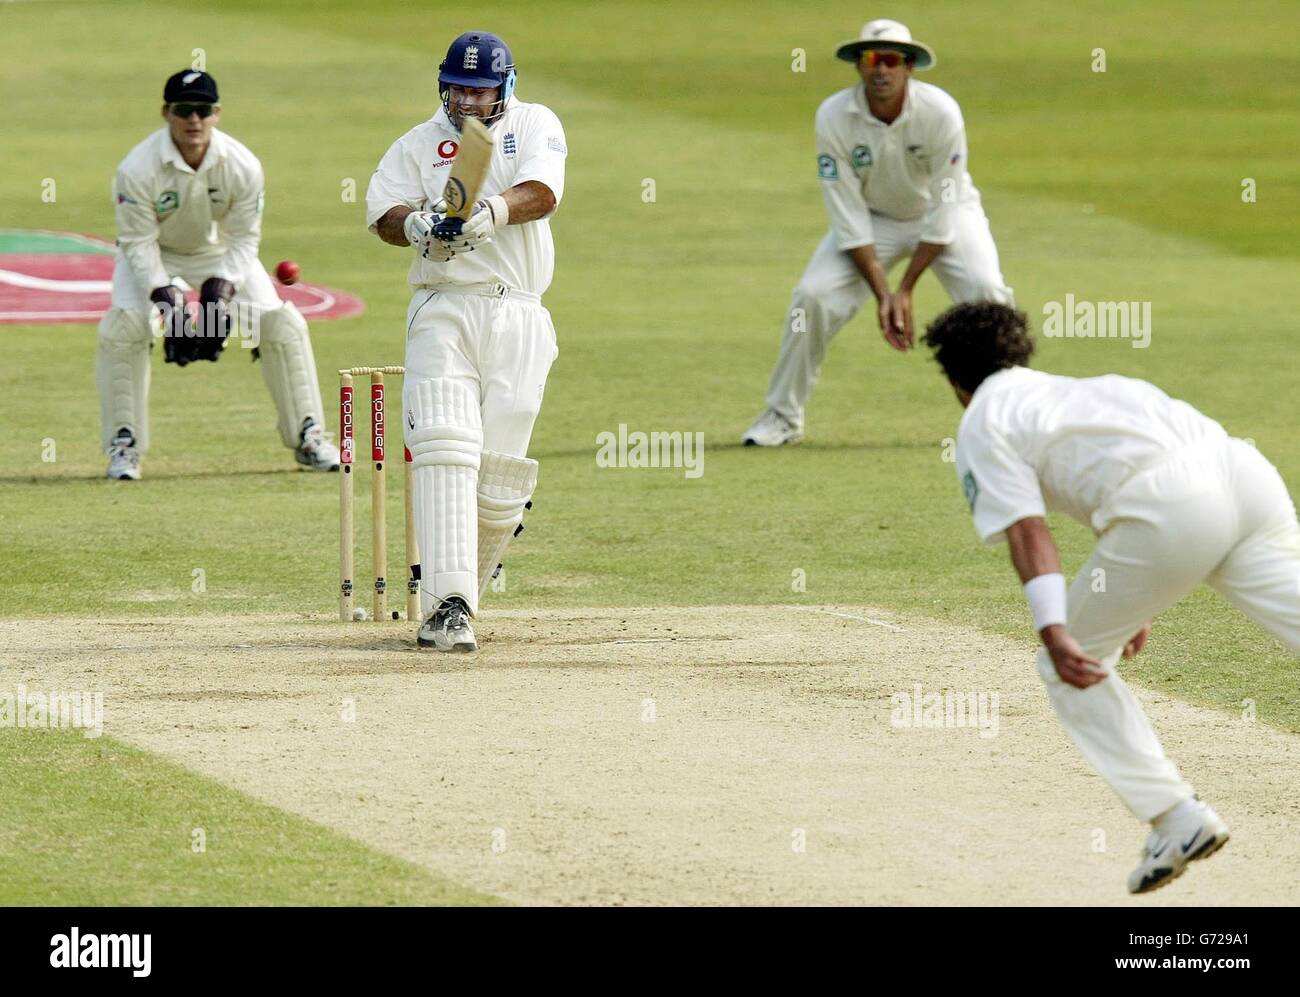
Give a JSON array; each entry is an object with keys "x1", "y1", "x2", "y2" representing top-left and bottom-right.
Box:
[{"x1": 0, "y1": 467, "x2": 322, "y2": 485}]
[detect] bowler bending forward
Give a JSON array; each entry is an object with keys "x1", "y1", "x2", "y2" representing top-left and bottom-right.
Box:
[
  {"x1": 97, "y1": 70, "x2": 339, "y2": 480},
  {"x1": 745, "y1": 19, "x2": 1012, "y2": 447},
  {"x1": 926, "y1": 302, "x2": 1299, "y2": 894},
  {"x1": 367, "y1": 31, "x2": 566, "y2": 652}
]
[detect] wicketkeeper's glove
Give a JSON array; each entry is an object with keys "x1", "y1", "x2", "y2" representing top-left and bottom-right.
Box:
[
  {"x1": 193, "y1": 277, "x2": 236, "y2": 361},
  {"x1": 153, "y1": 285, "x2": 197, "y2": 366}
]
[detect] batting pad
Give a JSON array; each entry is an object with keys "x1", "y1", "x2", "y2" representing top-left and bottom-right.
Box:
[
  {"x1": 477, "y1": 450, "x2": 538, "y2": 599},
  {"x1": 407, "y1": 378, "x2": 483, "y2": 616},
  {"x1": 256, "y1": 303, "x2": 325, "y2": 447},
  {"x1": 95, "y1": 308, "x2": 152, "y2": 452}
]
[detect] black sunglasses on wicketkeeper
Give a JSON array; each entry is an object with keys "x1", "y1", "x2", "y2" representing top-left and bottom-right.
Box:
[{"x1": 169, "y1": 102, "x2": 217, "y2": 118}]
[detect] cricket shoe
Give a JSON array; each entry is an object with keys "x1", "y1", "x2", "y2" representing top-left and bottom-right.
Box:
[
  {"x1": 743, "y1": 409, "x2": 803, "y2": 447},
  {"x1": 106, "y1": 429, "x2": 141, "y2": 481},
  {"x1": 294, "y1": 419, "x2": 340, "y2": 471},
  {"x1": 417, "y1": 597, "x2": 477, "y2": 652},
  {"x1": 1127, "y1": 798, "x2": 1230, "y2": 895}
]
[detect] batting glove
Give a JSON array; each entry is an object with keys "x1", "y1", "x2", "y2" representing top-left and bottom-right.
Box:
[
  {"x1": 434, "y1": 195, "x2": 508, "y2": 251},
  {"x1": 423, "y1": 239, "x2": 459, "y2": 263},
  {"x1": 403, "y1": 210, "x2": 440, "y2": 249},
  {"x1": 406, "y1": 201, "x2": 456, "y2": 260}
]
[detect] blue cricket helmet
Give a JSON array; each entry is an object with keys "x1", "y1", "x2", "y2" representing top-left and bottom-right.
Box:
[{"x1": 438, "y1": 30, "x2": 516, "y2": 125}]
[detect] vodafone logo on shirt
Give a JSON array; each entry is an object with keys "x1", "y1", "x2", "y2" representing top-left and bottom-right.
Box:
[
  {"x1": 438, "y1": 140, "x2": 459, "y2": 158},
  {"x1": 432, "y1": 139, "x2": 459, "y2": 168}
]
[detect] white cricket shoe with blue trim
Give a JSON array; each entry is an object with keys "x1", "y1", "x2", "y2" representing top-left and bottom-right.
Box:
[{"x1": 1127, "y1": 798, "x2": 1229, "y2": 894}]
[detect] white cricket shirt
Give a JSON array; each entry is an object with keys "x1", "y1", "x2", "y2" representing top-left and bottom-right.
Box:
[
  {"x1": 815, "y1": 79, "x2": 981, "y2": 250},
  {"x1": 955, "y1": 367, "x2": 1229, "y2": 544},
  {"x1": 365, "y1": 97, "x2": 567, "y2": 296},
  {"x1": 111, "y1": 128, "x2": 265, "y2": 291}
]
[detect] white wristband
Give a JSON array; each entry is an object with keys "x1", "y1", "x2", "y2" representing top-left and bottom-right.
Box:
[
  {"x1": 403, "y1": 211, "x2": 429, "y2": 246},
  {"x1": 1024, "y1": 573, "x2": 1067, "y2": 632},
  {"x1": 483, "y1": 194, "x2": 509, "y2": 227}
]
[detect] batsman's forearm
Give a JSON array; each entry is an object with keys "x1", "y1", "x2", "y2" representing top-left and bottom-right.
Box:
[
  {"x1": 375, "y1": 206, "x2": 415, "y2": 247},
  {"x1": 846, "y1": 245, "x2": 890, "y2": 301},
  {"x1": 897, "y1": 241, "x2": 945, "y2": 292},
  {"x1": 501, "y1": 181, "x2": 556, "y2": 225}
]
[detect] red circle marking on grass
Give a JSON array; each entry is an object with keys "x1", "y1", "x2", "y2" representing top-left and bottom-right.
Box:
[{"x1": 0, "y1": 230, "x2": 364, "y2": 324}]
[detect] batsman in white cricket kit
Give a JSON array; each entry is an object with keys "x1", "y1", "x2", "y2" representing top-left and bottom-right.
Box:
[
  {"x1": 366, "y1": 31, "x2": 564, "y2": 652},
  {"x1": 745, "y1": 20, "x2": 1013, "y2": 446},
  {"x1": 927, "y1": 302, "x2": 1299, "y2": 894},
  {"x1": 97, "y1": 70, "x2": 338, "y2": 480}
]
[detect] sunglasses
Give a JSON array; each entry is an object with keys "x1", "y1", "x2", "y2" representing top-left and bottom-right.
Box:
[
  {"x1": 863, "y1": 50, "x2": 909, "y2": 69},
  {"x1": 170, "y1": 103, "x2": 216, "y2": 119}
]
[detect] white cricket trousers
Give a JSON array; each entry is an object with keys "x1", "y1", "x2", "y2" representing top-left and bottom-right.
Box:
[
  {"x1": 764, "y1": 204, "x2": 1013, "y2": 426},
  {"x1": 1043, "y1": 438, "x2": 1300, "y2": 822},
  {"x1": 402, "y1": 284, "x2": 558, "y2": 459},
  {"x1": 402, "y1": 284, "x2": 557, "y2": 616}
]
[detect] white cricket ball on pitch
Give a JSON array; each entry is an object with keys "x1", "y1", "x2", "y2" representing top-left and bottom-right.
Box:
[{"x1": 353, "y1": 607, "x2": 368, "y2": 621}]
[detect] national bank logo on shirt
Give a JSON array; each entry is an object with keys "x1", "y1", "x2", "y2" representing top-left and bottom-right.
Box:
[
  {"x1": 155, "y1": 190, "x2": 179, "y2": 216},
  {"x1": 817, "y1": 154, "x2": 838, "y2": 179},
  {"x1": 962, "y1": 470, "x2": 979, "y2": 510},
  {"x1": 851, "y1": 144, "x2": 873, "y2": 168}
]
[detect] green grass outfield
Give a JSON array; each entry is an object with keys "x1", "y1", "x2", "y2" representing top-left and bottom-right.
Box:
[
  {"x1": 1, "y1": 0, "x2": 1297, "y2": 903},
  {"x1": 0, "y1": 728, "x2": 498, "y2": 905}
]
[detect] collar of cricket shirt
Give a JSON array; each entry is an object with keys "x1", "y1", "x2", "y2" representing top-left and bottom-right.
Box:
[
  {"x1": 853, "y1": 82, "x2": 913, "y2": 128},
  {"x1": 972, "y1": 365, "x2": 1033, "y2": 402},
  {"x1": 159, "y1": 126, "x2": 225, "y2": 175}
]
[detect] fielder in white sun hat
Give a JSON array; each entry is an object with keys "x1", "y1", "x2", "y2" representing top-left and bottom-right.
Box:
[{"x1": 835, "y1": 18, "x2": 936, "y2": 69}]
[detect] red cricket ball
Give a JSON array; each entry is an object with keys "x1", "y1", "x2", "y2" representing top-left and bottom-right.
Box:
[{"x1": 275, "y1": 260, "x2": 301, "y2": 285}]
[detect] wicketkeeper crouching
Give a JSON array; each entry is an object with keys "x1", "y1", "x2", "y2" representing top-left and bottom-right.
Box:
[{"x1": 96, "y1": 69, "x2": 339, "y2": 480}]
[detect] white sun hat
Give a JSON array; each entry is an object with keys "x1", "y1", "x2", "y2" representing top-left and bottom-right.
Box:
[{"x1": 835, "y1": 19, "x2": 936, "y2": 70}]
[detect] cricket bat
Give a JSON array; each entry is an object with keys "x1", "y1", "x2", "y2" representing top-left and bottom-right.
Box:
[{"x1": 442, "y1": 116, "x2": 494, "y2": 219}]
